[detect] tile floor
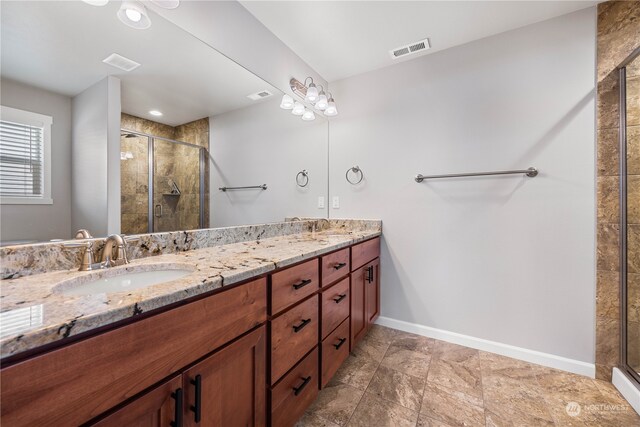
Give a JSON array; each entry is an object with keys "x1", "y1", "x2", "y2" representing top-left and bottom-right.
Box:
[{"x1": 296, "y1": 325, "x2": 640, "y2": 427}]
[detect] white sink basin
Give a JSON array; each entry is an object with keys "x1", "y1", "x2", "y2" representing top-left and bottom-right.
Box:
[{"x1": 56, "y1": 265, "x2": 194, "y2": 296}]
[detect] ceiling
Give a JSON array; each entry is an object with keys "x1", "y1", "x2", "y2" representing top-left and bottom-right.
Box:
[
  {"x1": 1, "y1": 1, "x2": 278, "y2": 126},
  {"x1": 240, "y1": 1, "x2": 598, "y2": 82}
]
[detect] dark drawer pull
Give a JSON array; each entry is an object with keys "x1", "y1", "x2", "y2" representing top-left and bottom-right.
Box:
[
  {"x1": 334, "y1": 338, "x2": 347, "y2": 350},
  {"x1": 293, "y1": 318, "x2": 311, "y2": 333},
  {"x1": 293, "y1": 376, "x2": 312, "y2": 396},
  {"x1": 170, "y1": 388, "x2": 183, "y2": 427},
  {"x1": 292, "y1": 278, "x2": 312, "y2": 290},
  {"x1": 334, "y1": 262, "x2": 347, "y2": 270},
  {"x1": 190, "y1": 374, "x2": 202, "y2": 423},
  {"x1": 366, "y1": 266, "x2": 374, "y2": 283},
  {"x1": 333, "y1": 294, "x2": 347, "y2": 304}
]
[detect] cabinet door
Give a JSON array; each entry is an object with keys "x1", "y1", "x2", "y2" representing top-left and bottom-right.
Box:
[
  {"x1": 183, "y1": 327, "x2": 266, "y2": 427},
  {"x1": 365, "y1": 258, "x2": 380, "y2": 325},
  {"x1": 92, "y1": 376, "x2": 182, "y2": 427},
  {"x1": 350, "y1": 265, "x2": 367, "y2": 350}
]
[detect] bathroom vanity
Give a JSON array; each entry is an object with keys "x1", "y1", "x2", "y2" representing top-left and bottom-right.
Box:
[{"x1": 0, "y1": 221, "x2": 381, "y2": 427}]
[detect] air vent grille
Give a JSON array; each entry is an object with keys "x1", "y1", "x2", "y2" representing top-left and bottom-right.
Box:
[
  {"x1": 102, "y1": 53, "x2": 140, "y2": 72},
  {"x1": 389, "y1": 38, "x2": 431, "y2": 60},
  {"x1": 247, "y1": 90, "x2": 273, "y2": 101}
]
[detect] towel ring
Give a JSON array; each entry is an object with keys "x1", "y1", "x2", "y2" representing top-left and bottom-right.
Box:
[
  {"x1": 346, "y1": 166, "x2": 364, "y2": 185},
  {"x1": 296, "y1": 170, "x2": 309, "y2": 187}
]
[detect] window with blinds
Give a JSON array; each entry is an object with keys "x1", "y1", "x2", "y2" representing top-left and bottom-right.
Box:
[
  {"x1": 0, "y1": 106, "x2": 52, "y2": 204},
  {"x1": 0, "y1": 120, "x2": 44, "y2": 198}
]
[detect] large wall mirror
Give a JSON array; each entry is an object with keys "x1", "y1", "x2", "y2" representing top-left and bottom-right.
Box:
[{"x1": 0, "y1": 1, "x2": 328, "y2": 245}]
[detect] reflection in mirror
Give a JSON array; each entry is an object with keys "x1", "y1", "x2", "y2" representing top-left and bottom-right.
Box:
[{"x1": 0, "y1": 1, "x2": 328, "y2": 245}]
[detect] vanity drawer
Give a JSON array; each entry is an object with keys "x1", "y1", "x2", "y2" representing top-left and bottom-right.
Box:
[
  {"x1": 351, "y1": 237, "x2": 380, "y2": 271},
  {"x1": 270, "y1": 295, "x2": 319, "y2": 384},
  {"x1": 271, "y1": 259, "x2": 319, "y2": 315},
  {"x1": 321, "y1": 277, "x2": 350, "y2": 339},
  {"x1": 271, "y1": 347, "x2": 319, "y2": 427},
  {"x1": 321, "y1": 318, "x2": 350, "y2": 388},
  {"x1": 321, "y1": 248, "x2": 350, "y2": 287}
]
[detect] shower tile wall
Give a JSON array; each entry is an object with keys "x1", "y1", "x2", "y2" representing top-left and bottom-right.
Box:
[
  {"x1": 595, "y1": 0, "x2": 640, "y2": 381},
  {"x1": 120, "y1": 114, "x2": 210, "y2": 234}
]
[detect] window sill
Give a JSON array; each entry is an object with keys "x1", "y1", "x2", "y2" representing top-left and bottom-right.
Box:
[{"x1": 0, "y1": 198, "x2": 53, "y2": 205}]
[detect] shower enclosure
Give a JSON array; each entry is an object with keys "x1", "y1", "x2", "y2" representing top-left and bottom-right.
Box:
[
  {"x1": 120, "y1": 130, "x2": 207, "y2": 234},
  {"x1": 620, "y1": 48, "x2": 640, "y2": 385}
]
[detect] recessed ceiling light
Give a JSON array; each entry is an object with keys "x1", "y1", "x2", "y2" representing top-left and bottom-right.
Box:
[{"x1": 149, "y1": 110, "x2": 163, "y2": 116}]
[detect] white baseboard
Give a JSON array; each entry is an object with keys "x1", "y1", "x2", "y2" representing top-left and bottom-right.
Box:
[
  {"x1": 612, "y1": 368, "x2": 640, "y2": 415},
  {"x1": 375, "y1": 316, "x2": 595, "y2": 378}
]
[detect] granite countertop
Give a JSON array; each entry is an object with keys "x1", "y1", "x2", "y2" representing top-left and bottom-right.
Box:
[{"x1": 0, "y1": 228, "x2": 380, "y2": 359}]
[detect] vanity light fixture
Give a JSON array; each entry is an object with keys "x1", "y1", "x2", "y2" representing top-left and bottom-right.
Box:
[
  {"x1": 149, "y1": 110, "x2": 163, "y2": 116},
  {"x1": 288, "y1": 77, "x2": 339, "y2": 118},
  {"x1": 301, "y1": 109, "x2": 315, "y2": 121},
  {"x1": 324, "y1": 94, "x2": 338, "y2": 117},
  {"x1": 280, "y1": 94, "x2": 294, "y2": 109},
  {"x1": 315, "y1": 92, "x2": 328, "y2": 111},
  {"x1": 291, "y1": 102, "x2": 305, "y2": 116},
  {"x1": 117, "y1": 1, "x2": 151, "y2": 29},
  {"x1": 304, "y1": 78, "x2": 319, "y2": 103}
]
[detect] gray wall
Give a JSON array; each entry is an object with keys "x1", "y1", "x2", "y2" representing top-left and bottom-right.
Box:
[
  {"x1": 148, "y1": 1, "x2": 327, "y2": 97},
  {"x1": 0, "y1": 78, "x2": 72, "y2": 243},
  {"x1": 71, "y1": 76, "x2": 121, "y2": 237},
  {"x1": 210, "y1": 97, "x2": 328, "y2": 227},
  {"x1": 328, "y1": 9, "x2": 596, "y2": 363}
]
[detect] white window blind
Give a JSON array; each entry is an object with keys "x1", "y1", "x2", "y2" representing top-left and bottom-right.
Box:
[
  {"x1": 0, "y1": 120, "x2": 44, "y2": 198},
  {"x1": 0, "y1": 106, "x2": 52, "y2": 205}
]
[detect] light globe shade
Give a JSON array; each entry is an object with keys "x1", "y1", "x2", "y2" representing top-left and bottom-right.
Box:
[
  {"x1": 150, "y1": 0, "x2": 180, "y2": 9},
  {"x1": 305, "y1": 84, "x2": 319, "y2": 103},
  {"x1": 315, "y1": 94, "x2": 328, "y2": 110},
  {"x1": 118, "y1": 1, "x2": 151, "y2": 29},
  {"x1": 82, "y1": 0, "x2": 109, "y2": 5},
  {"x1": 291, "y1": 102, "x2": 305, "y2": 116},
  {"x1": 280, "y1": 94, "x2": 294, "y2": 110},
  {"x1": 301, "y1": 109, "x2": 316, "y2": 121},
  {"x1": 324, "y1": 100, "x2": 338, "y2": 117}
]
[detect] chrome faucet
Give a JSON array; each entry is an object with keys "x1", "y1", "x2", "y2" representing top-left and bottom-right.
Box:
[{"x1": 317, "y1": 218, "x2": 331, "y2": 231}]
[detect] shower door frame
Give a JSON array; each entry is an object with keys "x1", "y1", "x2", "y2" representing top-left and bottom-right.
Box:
[
  {"x1": 121, "y1": 129, "x2": 206, "y2": 233},
  {"x1": 619, "y1": 46, "x2": 640, "y2": 386}
]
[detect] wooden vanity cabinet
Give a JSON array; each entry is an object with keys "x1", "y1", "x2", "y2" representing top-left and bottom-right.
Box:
[
  {"x1": 350, "y1": 238, "x2": 381, "y2": 350},
  {"x1": 92, "y1": 376, "x2": 182, "y2": 427},
  {"x1": 182, "y1": 327, "x2": 266, "y2": 427},
  {"x1": 94, "y1": 327, "x2": 266, "y2": 427}
]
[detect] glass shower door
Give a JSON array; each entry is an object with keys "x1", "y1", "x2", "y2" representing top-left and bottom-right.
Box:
[
  {"x1": 152, "y1": 138, "x2": 203, "y2": 233},
  {"x1": 622, "y1": 53, "x2": 640, "y2": 382},
  {"x1": 120, "y1": 133, "x2": 149, "y2": 235}
]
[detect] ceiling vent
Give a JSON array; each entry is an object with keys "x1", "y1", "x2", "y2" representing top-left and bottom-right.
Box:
[
  {"x1": 102, "y1": 53, "x2": 141, "y2": 72},
  {"x1": 247, "y1": 90, "x2": 273, "y2": 101},
  {"x1": 389, "y1": 38, "x2": 431, "y2": 60}
]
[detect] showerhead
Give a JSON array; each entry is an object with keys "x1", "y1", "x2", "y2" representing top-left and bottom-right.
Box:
[{"x1": 121, "y1": 133, "x2": 137, "y2": 138}]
